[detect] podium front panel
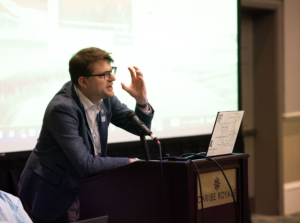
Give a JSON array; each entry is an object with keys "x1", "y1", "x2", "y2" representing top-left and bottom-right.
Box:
[{"x1": 78, "y1": 153, "x2": 249, "y2": 223}]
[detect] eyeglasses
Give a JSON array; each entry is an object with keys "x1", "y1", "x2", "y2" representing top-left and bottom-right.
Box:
[{"x1": 82, "y1": 67, "x2": 117, "y2": 80}]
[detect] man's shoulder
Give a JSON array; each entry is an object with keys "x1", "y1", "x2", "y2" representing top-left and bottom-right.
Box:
[
  {"x1": 55, "y1": 81, "x2": 75, "y2": 100},
  {"x1": 47, "y1": 81, "x2": 81, "y2": 114},
  {"x1": 103, "y1": 95, "x2": 121, "y2": 107}
]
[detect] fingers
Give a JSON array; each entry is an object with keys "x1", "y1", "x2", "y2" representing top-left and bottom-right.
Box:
[
  {"x1": 133, "y1": 66, "x2": 143, "y2": 77},
  {"x1": 129, "y1": 158, "x2": 137, "y2": 163},
  {"x1": 128, "y1": 66, "x2": 143, "y2": 78},
  {"x1": 128, "y1": 67, "x2": 135, "y2": 79}
]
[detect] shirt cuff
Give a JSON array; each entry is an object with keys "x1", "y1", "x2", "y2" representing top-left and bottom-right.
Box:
[{"x1": 138, "y1": 106, "x2": 152, "y2": 115}]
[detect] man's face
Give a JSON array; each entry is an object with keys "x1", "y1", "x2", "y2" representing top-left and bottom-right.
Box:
[{"x1": 83, "y1": 60, "x2": 116, "y2": 103}]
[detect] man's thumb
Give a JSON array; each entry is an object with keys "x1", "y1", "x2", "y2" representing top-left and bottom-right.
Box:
[{"x1": 121, "y1": 83, "x2": 129, "y2": 92}]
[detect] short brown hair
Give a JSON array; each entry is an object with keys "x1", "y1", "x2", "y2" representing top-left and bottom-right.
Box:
[{"x1": 69, "y1": 47, "x2": 114, "y2": 86}]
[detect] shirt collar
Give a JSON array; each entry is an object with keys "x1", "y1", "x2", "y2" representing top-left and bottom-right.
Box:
[{"x1": 74, "y1": 85, "x2": 102, "y2": 111}]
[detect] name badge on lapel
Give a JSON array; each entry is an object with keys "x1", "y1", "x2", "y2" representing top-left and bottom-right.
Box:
[{"x1": 100, "y1": 109, "x2": 105, "y2": 122}]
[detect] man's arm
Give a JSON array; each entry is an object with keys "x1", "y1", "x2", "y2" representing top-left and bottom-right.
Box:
[
  {"x1": 121, "y1": 66, "x2": 150, "y2": 111},
  {"x1": 109, "y1": 95, "x2": 154, "y2": 135},
  {"x1": 47, "y1": 101, "x2": 130, "y2": 178},
  {"x1": 109, "y1": 66, "x2": 154, "y2": 135}
]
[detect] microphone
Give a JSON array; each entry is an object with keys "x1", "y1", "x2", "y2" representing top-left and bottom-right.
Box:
[{"x1": 126, "y1": 111, "x2": 157, "y2": 140}]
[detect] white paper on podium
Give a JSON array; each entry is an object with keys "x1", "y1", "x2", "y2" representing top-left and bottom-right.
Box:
[{"x1": 206, "y1": 111, "x2": 244, "y2": 157}]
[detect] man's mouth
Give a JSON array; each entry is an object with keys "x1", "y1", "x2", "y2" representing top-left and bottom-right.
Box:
[{"x1": 107, "y1": 85, "x2": 113, "y2": 91}]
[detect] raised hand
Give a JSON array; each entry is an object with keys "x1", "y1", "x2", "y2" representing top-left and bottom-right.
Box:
[{"x1": 121, "y1": 66, "x2": 148, "y2": 105}]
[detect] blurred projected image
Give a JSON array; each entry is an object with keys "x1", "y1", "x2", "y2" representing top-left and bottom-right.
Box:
[
  {"x1": 0, "y1": 0, "x2": 69, "y2": 148},
  {"x1": 59, "y1": 0, "x2": 132, "y2": 31},
  {"x1": 0, "y1": 0, "x2": 238, "y2": 153}
]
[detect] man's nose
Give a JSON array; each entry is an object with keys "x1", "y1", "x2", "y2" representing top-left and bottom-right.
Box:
[{"x1": 109, "y1": 73, "x2": 116, "y2": 81}]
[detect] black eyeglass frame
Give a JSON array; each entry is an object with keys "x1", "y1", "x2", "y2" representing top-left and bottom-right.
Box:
[{"x1": 81, "y1": 67, "x2": 117, "y2": 80}]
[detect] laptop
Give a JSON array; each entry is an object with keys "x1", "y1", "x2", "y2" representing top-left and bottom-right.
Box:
[
  {"x1": 206, "y1": 111, "x2": 244, "y2": 157},
  {"x1": 75, "y1": 215, "x2": 109, "y2": 223}
]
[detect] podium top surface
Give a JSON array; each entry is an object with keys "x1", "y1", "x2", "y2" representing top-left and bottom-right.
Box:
[{"x1": 78, "y1": 153, "x2": 249, "y2": 184}]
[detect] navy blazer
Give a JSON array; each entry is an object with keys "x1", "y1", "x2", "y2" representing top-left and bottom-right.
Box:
[{"x1": 18, "y1": 81, "x2": 154, "y2": 222}]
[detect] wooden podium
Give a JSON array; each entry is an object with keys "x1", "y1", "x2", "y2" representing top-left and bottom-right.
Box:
[{"x1": 78, "y1": 153, "x2": 249, "y2": 223}]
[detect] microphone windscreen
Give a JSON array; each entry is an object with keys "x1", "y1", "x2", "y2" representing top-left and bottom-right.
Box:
[{"x1": 126, "y1": 111, "x2": 136, "y2": 121}]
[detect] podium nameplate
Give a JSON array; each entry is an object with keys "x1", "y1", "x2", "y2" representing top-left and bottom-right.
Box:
[{"x1": 197, "y1": 169, "x2": 237, "y2": 209}]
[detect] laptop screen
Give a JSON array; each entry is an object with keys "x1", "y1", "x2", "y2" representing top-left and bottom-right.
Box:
[{"x1": 206, "y1": 111, "x2": 244, "y2": 157}]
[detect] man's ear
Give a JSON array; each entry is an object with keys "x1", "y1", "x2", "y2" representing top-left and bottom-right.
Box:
[{"x1": 78, "y1": 76, "x2": 88, "y2": 89}]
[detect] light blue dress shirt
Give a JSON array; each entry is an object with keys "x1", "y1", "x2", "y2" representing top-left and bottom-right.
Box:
[{"x1": 0, "y1": 190, "x2": 32, "y2": 223}]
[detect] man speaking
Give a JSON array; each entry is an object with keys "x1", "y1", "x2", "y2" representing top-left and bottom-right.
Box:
[{"x1": 19, "y1": 47, "x2": 154, "y2": 222}]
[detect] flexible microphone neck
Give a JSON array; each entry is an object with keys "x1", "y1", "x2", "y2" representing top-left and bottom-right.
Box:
[{"x1": 126, "y1": 111, "x2": 157, "y2": 140}]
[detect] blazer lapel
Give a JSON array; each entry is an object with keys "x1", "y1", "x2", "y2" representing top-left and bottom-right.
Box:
[
  {"x1": 79, "y1": 103, "x2": 95, "y2": 155},
  {"x1": 98, "y1": 105, "x2": 108, "y2": 157},
  {"x1": 71, "y1": 84, "x2": 95, "y2": 155}
]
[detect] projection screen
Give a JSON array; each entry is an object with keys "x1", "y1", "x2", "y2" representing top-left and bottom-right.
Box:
[{"x1": 0, "y1": 0, "x2": 238, "y2": 153}]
